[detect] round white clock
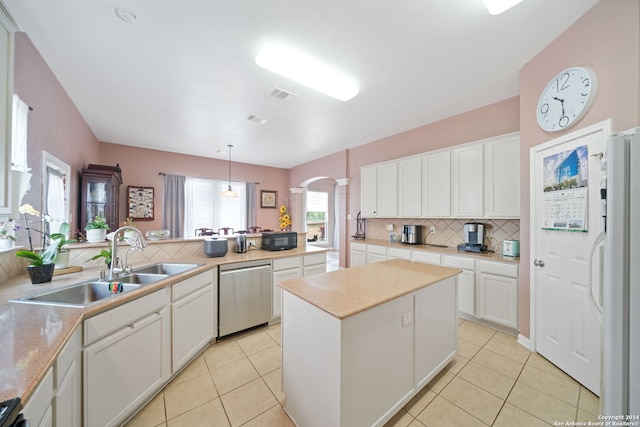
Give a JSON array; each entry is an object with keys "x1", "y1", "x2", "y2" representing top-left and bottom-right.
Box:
[{"x1": 536, "y1": 67, "x2": 597, "y2": 132}]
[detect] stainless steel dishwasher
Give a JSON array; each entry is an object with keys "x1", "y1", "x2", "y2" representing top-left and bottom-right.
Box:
[{"x1": 218, "y1": 259, "x2": 272, "y2": 338}]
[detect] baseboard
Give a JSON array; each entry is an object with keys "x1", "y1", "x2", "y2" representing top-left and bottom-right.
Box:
[{"x1": 517, "y1": 334, "x2": 534, "y2": 351}]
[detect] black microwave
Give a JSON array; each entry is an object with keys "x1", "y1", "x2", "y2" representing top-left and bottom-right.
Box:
[{"x1": 262, "y1": 232, "x2": 297, "y2": 251}]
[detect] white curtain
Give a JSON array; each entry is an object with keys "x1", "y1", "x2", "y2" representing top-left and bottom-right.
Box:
[
  {"x1": 11, "y1": 94, "x2": 29, "y2": 171},
  {"x1": 46, "y1": 167, "x2": 66, "y2": 234}
]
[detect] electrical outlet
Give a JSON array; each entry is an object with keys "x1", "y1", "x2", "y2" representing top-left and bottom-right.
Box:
[
  {"x1": 429, "y1": 226, "x2": 436, "y2": 234},
  {"x1": 386, "y1": 224, "x2": 394, "y2": 231},
  {"x1": 248, "y1": 239, "x2": 256, "y2": 247},
  {"x1": 486, "y1": 230, "x2": 493, "y2": 238}
]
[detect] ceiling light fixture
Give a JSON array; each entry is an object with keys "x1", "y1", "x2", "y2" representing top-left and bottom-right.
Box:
[
  {"x1": 255, "y1": 42, "x2": 359, "y2": 102},
  {"x1": 482, "y1": 0, "x2": 524, "y2": 15},
  {"x1": 221, "y1": 144, "x2": 238, "y2": 198}
]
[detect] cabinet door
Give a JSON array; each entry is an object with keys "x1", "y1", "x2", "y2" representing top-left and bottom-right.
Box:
[
  {"x1": 84, "y1": 309, "x2": 169, "y2": 427},
  {"x1": 485, "y1": 134, "x2": 520, "y2": 217},
  {"x1": 422, "y1": 151, "x2": 452, "y2": 217},
  {"x1": 477, "y1": 272, "x2": 518, "y2": 329},
  {"x1": 54, "y1": 358, "x2": 81, "y2": 427},
  {"x1": 304, "y1": 264, "x2": 326, "y2": 276},
  {"x1": 272, "y1": 268, "x2": 302, "y2": 320},
  {"x1": 172, "y1": 284, "x2": 215, "y2": 372},
  {"x1": 350, "y1": 250, "x2": 366, "y2": 267},
  {"x1": 453, "y1": 143, "x2": 484, "y2": 218},
  {"x1": 457, "y1": 270, "x2": 475, "y2": 316},
  {"x1": 377, "y1": 162, "x2": 398, "y2": 217},
  {"x1": 398, "y1": 157, "x2": 422, "y2": 217},
  {"x1": 361, "y1": 166, "x2": 378, "y2": 217}
]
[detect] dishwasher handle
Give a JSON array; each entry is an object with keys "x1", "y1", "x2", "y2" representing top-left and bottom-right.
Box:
[{"x1": 219, "y1": 264, "x2": 271, "y2": 275}]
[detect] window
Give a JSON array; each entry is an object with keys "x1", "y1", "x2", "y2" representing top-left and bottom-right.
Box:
[
  {"x1": 306, "y1": 191, "x2": 328, "y2": 243},
  {"x1": 11, "y1": 94, "x2": 29, "y2": 172},
  {"x1": 184, "y1": 177, "x2": 247, "y2": 237}
]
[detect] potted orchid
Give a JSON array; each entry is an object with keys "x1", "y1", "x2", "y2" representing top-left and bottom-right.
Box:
[
  {"x1": 50, "y1": 222, "x2": 77, "y2": 269},
  {"x1": 0, "y1": 219, "x2": 18, "y2": 249},
  {"x1": 15, "y1": 204, "x2": 59, "y2": 284}
]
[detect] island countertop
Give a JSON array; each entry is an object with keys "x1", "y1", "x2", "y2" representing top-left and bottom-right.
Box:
[{"x1": 278, "y1": 259, "x2": 461, "y2": 319}]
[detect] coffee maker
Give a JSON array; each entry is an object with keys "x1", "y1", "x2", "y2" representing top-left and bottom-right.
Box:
[
  {"x1": 401, "y1": 225, "x2": 422, "y2": 245},
  {"x1": 457, "y1": 222, "x2": 488, "y2": 252}
]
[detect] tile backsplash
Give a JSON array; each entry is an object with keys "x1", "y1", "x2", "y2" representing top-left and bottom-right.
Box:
[{"x1": 363, "y1": 218, "x2": 520, "y2": 252}]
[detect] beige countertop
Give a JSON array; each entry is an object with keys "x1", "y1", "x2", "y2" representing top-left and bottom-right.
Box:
[
  {"x1": 351, "y1": 238, "x2": 521, "y2": 264},
  {"x1": 0, "y1": 245, "x2": 326, "y2": 404},
  {"x1": 278, "y1": 259, "x2": 462, "y2": 319}
]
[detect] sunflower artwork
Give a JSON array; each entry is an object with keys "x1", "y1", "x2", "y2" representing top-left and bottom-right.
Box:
[{"x1": 279, "y1": 205, "x2": 292, "y2": 231}]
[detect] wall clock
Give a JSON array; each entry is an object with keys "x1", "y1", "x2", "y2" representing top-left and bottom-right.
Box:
[{"x1": 536, "y1": 67, "x2": 597, "y2": 132}]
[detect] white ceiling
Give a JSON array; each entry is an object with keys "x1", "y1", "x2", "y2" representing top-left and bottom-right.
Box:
[{"x1": 3, "y1": 0, "x2": 598, "y2": 168}]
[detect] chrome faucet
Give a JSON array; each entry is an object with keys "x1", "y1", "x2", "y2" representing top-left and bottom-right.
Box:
[{"x1": 109, "y1": 226, "x2": 147, "y2": 280}]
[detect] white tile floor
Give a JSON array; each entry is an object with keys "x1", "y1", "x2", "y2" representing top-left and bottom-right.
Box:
[{"x1": 125, "y1": 318, "x2": 600, "y2": 426}]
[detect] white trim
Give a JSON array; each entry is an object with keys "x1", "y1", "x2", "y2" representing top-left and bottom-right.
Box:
[
  {"x1": 517, "y1": 333, "x2": 534, "y2": 351},
  {"x1": 528, "y1": 119, "x2": 612, "y2": 354}
]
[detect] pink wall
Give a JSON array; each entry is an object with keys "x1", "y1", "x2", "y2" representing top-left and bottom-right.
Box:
[
  {"x1": 13, "y1": 33, "x2": 100, "y2": 240},
  {"x1": 289, "y1": 150, "x2": 348, "y2": 187},
  {"x1": 97, "y1": 143, "x2": 290, "y2": 233},
  {"x1": 518, "y1": 0, "x2": 640, "y2": 338}
]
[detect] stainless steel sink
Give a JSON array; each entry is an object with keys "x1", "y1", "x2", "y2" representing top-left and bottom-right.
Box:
[
  {"x1": 10, "y1": 280, "x2": 142, "y2": 307},
  {"x1": 114, "y1": 273, "x2": 169, "y2": 284},
  {"x1": 132, "y1": 263, "x2": 201, "y2": 275}
]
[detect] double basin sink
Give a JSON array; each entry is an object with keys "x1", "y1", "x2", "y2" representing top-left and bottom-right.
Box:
[{"x1": 11, "y1": 263, "x2": 202, "y2": 308}]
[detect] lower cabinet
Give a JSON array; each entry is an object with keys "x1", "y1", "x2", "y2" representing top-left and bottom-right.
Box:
[
  {"x1": 476, "y1": 261, "x2": 519, "y2": 329},
  {"x1": 171, "y1": 269, "x2": 216, "y2": 372},
  {"x1": 83, "y1": 288, "x2": 170, "y2": 427},
  {"x1": 350, "y1": 242, "x2": 366, "y2": 267},
  {"x1": 53, "y1": 327, "x2": 82, "y2": 427},
  {"x1": 23, "y1": 368, "x2": 53, "y2": 427},
  {"x1": 366, "y1": 244, "x2": 387, "y2": 264},
  {"x1": 443, "y1": 255, "x2": 476, "y2": 317},
  {"x1": 303, "y1": 252, "x2": 327, "y2": 276},
  {"x1": 272, "y1": 256, "x2": 303, "y2": 321}
]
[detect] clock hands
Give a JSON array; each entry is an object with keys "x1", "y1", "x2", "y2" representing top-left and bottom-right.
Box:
[{"x1": 552, "y1": 96, "x2": 569, "y2": 128}]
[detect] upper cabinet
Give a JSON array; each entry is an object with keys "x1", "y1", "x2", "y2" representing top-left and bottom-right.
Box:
[
  {"x1": 360, "y1": 132, "x2": 520, "y2": 219},
  {"x1": 0, "y1": 11, "x2": 14, "y2": 216}
]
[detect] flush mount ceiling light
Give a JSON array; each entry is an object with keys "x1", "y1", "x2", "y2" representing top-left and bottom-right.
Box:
[
  {"x1": 221, "y1": 144, "x2": 238, "y2": 198},
  {"x1": 255, "y1": 42, "x2": 359, "y2": 102},
  {"x1": 114, "y1": 7, "x2": 138, "y2": 23},
  {"x1": 482, "y1": 0, "x2": 524, "y2": 15}
]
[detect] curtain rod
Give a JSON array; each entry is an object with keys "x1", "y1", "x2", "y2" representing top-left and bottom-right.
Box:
[{"x1": 159, "y1": 172, "x2": 259, "y2": 185}]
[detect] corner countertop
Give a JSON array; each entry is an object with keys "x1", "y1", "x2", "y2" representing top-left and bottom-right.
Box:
[
  {"x1": 278, "y1": 259, "x2": 462, "y2": 319},
  {"x1": 350, "y1": 238, "x2": 520, "y2": 264},
  {"x1": 0, "y1": 244, "x2": 326, "y2": 404}
]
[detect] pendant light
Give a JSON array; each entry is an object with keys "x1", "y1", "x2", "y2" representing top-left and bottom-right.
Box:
[{"x1": 221, "y1": 144, "x2": 238, "y2": 197}]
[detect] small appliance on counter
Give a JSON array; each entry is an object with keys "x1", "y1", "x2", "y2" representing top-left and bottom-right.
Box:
[
  {"x1": 502, "y1": 240, "x2": 520, "y2": 257},
  {"x1": 401, "y1": 225, "x2": 422, "y2": 245},
  {"x1": 262, "y1": 231, "x2": 297, "y2": 251},
  {"x1": 203, "y1": 238, "x2": 228, "y2": 257},
  {"x1": 0, "y1": 397, "x2": 26, "y2": 427},
  {"x1": 235, "y1": 234, "x2": 247, "y2": 253},
  {"x1": 457, "y1": 222, "x2": 488, "y2": 253}
]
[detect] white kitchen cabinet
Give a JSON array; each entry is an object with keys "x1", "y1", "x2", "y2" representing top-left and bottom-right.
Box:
[
  {"x1": 360, "y1": 162, "x2": 397, "y2": 218},
  {"x1": 23, "y1": 368, "x2": 53, "y2": 427},
  {"x1": 84, "y1": 288, "x2": 170, "y2": 427},
  {"x1": 476, "y1": 260, "x2": 519, "y2": 329},
  {"x1": 422, "y1": 151, "x2": 452, "y2": 217},
  {"x1": 398, "y1": 157, "x2": 422, "y2": 217},
  {"x1": 453, "y1": 143, "x2": 484, "y2": 218},
  {"x1": 0, "y1": 12, "x2": 13, "y2": 216},
  {"x1": 366, "y1": 244, "x2": 387, "y2": 264},
  {"x1": 387, "y1": 246, "x2": 411, "y2": 260},
  {"x1": 53, "y1": 327, "x2": 82, "y2": 427},
  {"x1": 171, "y1": 270, "x2": 216, "y2": 372},
  {"x1": 484, "y1": 133, "x2": 520, "y2": 218},
  {"x1": 350, "y1": 242, "x2": 366, "y2": 267},
  {"x1": 411, "y1": 250, "x2": 441, "y2": 266},
  {"x1": 272, "y1": 256, "x2": 303, "y2": 321},
  {"x1": 443, "y1": 255, "x2": 475, "y2": 316},
  {"x1": 303, "y1": 252, "x2": 326, "y2": 276}
]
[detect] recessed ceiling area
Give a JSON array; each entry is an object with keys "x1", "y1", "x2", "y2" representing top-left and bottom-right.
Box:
[{"x1": 3, "y1": 0, "x2": 599, "y2": 168}]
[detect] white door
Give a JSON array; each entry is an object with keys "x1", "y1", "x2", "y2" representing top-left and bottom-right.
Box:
[{"x1": 532, "y1": 124, "x2": 607, "y2": 395}]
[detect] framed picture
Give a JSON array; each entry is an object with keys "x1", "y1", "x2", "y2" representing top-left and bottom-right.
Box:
[
  {"x1": 128, "y1": 186, "x2": 154, "y2": 220},
  {"x1": 261, "y1": 190, "x2": 277, "y2": 208}
]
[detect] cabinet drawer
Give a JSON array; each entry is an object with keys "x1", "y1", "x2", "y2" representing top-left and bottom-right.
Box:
[
  {"x1": 477, "y1": 260, "x2": 518, "y2": 278},
  {"x1": 172, "y1": 270, "x2": 214, "y2": 301},
  {"x1": 387, "y1": 247, "x2": 411, "y2": 260},
  {"x1": 367, "y1": 244, "x2": 387, "y2": 255},
  {"x1": 443, "y1": 255, "x2": 475, "y2": 271},
  {"x1": 304, "y1": 252, "x2": 326, "y2": 266},
  {"x1": 351, "y1": 242, "x2": 366, "y2": 252},
  {"x1": 411, "y1": 250, "x2": 441, "y2": 265},
  {"x1": 84, "y1": 288, "x2": 168, "y2": 345},
  {"x1": 55, "y1": 327, "x2": 81, "y2": 388},
  {"x1": 273, "y1": 256, "x2": 302, "y2": 271}
]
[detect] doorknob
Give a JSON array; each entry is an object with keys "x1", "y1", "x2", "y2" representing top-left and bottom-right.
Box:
[{"x1": 533, "y1": 259, "x2": 545, "y2": 267}]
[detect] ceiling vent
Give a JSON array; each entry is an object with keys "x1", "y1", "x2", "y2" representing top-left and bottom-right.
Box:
[
  {"x1": 248, "y1": 115, "x2": 268, "y2": 125},
  {"x1": 270, "y1": 87, "x2": 298, "y2": 102}
]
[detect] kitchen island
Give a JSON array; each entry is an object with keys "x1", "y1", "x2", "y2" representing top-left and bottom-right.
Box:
[{"x1": 278, "y1": 259, "x2": 461, "y2": 427}]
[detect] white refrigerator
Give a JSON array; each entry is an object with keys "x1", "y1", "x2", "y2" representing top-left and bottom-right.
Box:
[{"x1": 603, "y1": 129, "x2": 639, "y2": 415}]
